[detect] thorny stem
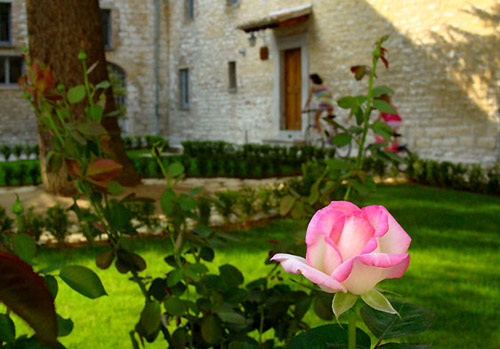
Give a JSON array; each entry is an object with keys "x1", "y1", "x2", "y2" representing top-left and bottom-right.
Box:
[{"x1": 344, "y1": 50, "x2": 380, "y2": 201}]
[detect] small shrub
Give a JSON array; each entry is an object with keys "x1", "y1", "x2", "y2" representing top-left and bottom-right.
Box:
[
  {"x1": 32, "y1": 145, "x2": 39, "y2": 158},
  {"x1": 256, "y1": 186, "x2": 278, "y2": 213},
  {"x1": 3, "y1": 165, "x2": 14, "y2": 186},
  {"x1": 28, "y1": 162, "x2": 41, "y2": 185},
  {"x1": 23, "y1": 145, "x2": 32, "y2": 159},
  {"x1": 486, "y1": 163, "x2": 500, "y2": 194},
  {"x1": 22, "y1": 206, "x2": 46, "y2": 243},
  {"x1": 134, "y1": 136, "x2": 143, "y2": 149},
  {"x1": 123, "y1": 136, "x2": 133, "y2": 150},
  {"x1": 0, "y1": 145, "x2": 12, "y2": 161},
  {"x1": 196, "y1": 196, "x2": 212, "y2": 226},
  {"x1": 237, "y1": 186, "x2": 258, "y2": 222},
  {"x1": 214, "y1": 190, "x2": 238, "y2": 223},
  {"x1": 45, "y1": 204, "x2": 70, "y2": 244},
  {"x1": 125, "y1": 200, "x2": 159, "y2": 230},
  {"x1": 17, "y1": 163, "x2": 28, "y2": 186},
  {"x1": 13, "y1": 145, "x2": 23, "y2": 159},
  {"x1": 467, "y1": 164, "x2": 486, "y2": 193},
  {"x1": 0, "y1": 205, "x2": 14, "y2": 232}
]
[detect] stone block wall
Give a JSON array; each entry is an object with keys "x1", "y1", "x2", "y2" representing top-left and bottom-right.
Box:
[
  {"x1": 166, "y1": 0, "x2": 499, "y2": 163},
  {"x1": 0, "y1": 0, "x2": 498, "y2": 164}
]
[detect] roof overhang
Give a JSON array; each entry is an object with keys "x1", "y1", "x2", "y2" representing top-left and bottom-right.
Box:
[{"x1": 237, "y1": 3, "x2": 313, "y2": 33}]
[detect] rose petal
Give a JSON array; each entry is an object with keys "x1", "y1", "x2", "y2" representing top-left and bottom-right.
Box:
[
  {"x1": 332, "y1": 253, "x2": 410, "y2": 295},
  {"x1": 323, "y1": 236, "x2": 343, "y2": 275},
  {"x1": 271, "y1": 253, "x2": 345, "y2": 293},
  {"x1": 361, "y1": 206, "x2": 389, "y2": 237},
  {"x1": 305, "y1": 204, "x2": 346, "y2": 267},
  {"x1": 363, "y1": 206, "x2": 411, "y2": 254},
  {"x1": 335, "y1": 215, "x2": 375, "y2": 261}
]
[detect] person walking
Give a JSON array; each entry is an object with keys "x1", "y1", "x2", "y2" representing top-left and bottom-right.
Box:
[{"x1": 303, "y1": 73, "x2": 334, "y2": 133}]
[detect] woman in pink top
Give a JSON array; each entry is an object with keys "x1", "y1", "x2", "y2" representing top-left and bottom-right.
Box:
[{"x1": 375, "y1": 94, "x2": 402, "y2": 152}]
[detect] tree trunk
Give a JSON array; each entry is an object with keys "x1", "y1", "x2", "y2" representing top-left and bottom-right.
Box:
[{"x1": 26, "y1": 0, "x2": 140, "y2": 196}]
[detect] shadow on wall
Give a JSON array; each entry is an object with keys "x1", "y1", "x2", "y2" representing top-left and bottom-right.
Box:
[
  {"x1": 317, "y1": 1, "x2": 498, "y2": 162},
  {"x1": 427, "y1": 4, "x2": 499, "y2": 121}
]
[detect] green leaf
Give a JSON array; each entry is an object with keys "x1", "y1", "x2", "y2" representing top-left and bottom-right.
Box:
[
  {"x1": 86, "y1": 105, "x2": 104, "y2": 122},
  {"x1": 179, "y1": 195, "x2": 196, "y2": 211},
  {"x1": 216, "y1": 310, "x2": 247, "y2": 325},
  {"x1": 0, "y1": 314, "x2": 15, "y2": 343},
  {"x1": 372, "y1": 85, "x2": 394, "y2": 98},
  {"x1": 308, "y1": 179, "x2": 320, "y2": 205},
  {"x1": 95, "y1": 249, "x2": 115, "y2": 270},
  {"x1": 188, "y1": 186, "x2": 204, "y2": 196},
  {"x1": 337, "y1": 96, "x2": 361, "y2": 110},
  {"x1": 290, "y1": 200, "x2": 305, "y2": 219},
  {"x1": 47, "y1": 151, "x2": 63, "y2": 174},
  {"x1": 140, "y1": 301, "x2": 161, "y2": 336},
  {"x1": 219, "y1": 264, "x2": 244, "y2": 287},
  {"x1": 44, "y1": 275, "x2": 59, "y2": 298},
  {"x1": 332, "y1": 292, "x2": 358, "y2": 320},
  {"x1": 164, "y1": 297, "x2": 186, "y2": 316},
  {"x1": 378, "y1": 344, "x2": 431, "y2": 349},
  {"x1": 107, "y1": 180, "x2": 124, "y2": 195},
  {"x1": 373, "y1": 99, "x2": 397, "y2": 114},
  {"x1": 168, "y1": 162, "x2": 185, "y2": 177},
  {"x1": 59, "y1": 265, "x2": 107, "y2": 299},
  {"x1": 95, "y1": 81, "x2": 111, "y2": 89},
  {"x1": 361, "y1": 289, "x2": 397, "y2": 315},
  {"x1": 201, "y1": 315, "x2": 223, "y2": 345},
  {"x1": 57, "y1": 314, "x2": 74, "y2": 337},
  {"x1": 200, "y1": 246, "x2": 215, "y2": 262},
  {"x1": 12, "y1": 233, "x2": 37, "y2": 264},
  {"x1": 349, "y1": 179, "x2": 372, "y2": 196},
  {"x1": 372, "y1": 121, "x2": 394, "y2": 141},
  {"x1": 360, "y1": 299, "x2": 434, "y2": 340},
  {"x1": 167, "y1": 269, "x2": 184, "y2": 287},
  {"x1": 280, "y1": 195, "x2": 296, "y2": 216},
  {"x1": 0, "y1": 251, "x2": 58, "y2": 345},
  {"x1": 67, "y1": 85, "x2": 86, "y2": 104},
  {"x1": 76, "y1": 121, "x2": 107, "y2": 137},
  {"x1": 331, "y1": 133, "x2": 352, "y2": 147},
  {"x1": 348, "y1": 125, "x2": 364, "y2": 134},
  {"x1": 314, "y1": 293, "x2": 334, "y2": 321},
  {"x1": 160, "y1": 189, "x2": 176, "y2": 215},
  {"x1": 171, "y1": 328, "x2": 187, "y2": 349},
  {"x1": 287, "y1": 324, "x2": 371, "y2": 349},
  {"x1": 148, "y1": 278, "x2": 167, "y2": 302},
  {"x1": 326, "y1": 158, "x2": 351, "y2": 170}
]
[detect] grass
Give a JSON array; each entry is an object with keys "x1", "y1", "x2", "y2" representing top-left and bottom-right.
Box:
[{"x1": 5, "y1": 184, "x2": 500, "y2": 348}]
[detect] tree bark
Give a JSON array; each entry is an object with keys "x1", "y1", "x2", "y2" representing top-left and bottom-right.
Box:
[{"x1": 26, "y1": 0, "x2": 140, "y2": 196}]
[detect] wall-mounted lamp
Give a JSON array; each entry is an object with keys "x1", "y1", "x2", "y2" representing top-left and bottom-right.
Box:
[{"x1": 248, "y1": 32, "x2": 257, "y2": 47}]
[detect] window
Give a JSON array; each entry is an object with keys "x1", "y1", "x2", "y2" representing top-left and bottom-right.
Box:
[
  {"x1": 101, "y1": 9, "x2": 111, "y2": 49},
  {"x1": 179, "y1": 68, "x2": 189, "y2": 109},
  {"x1": 0, "y1": 2, "x2": 11, "y2": 45},
  {"x1": 186, "y1": 0, "x2": 194, "y2": 20},
  {"x1": 227, "y1": 0, "x2": 239, "y2": 6},
  {"x1": 0, "y1": 56, "x2": 23, "y2": 86},
  {"x1": 228, "y1": 61, "x2": 237, "y2": 90}
]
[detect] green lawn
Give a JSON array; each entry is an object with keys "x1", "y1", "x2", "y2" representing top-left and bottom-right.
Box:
[{"x1": 6, "y1": 184, "x2": 500, "y2": 348}]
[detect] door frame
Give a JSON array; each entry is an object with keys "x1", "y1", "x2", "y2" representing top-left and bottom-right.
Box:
[{"x1": 272, "y1": 33, "x2": 309, "y2": 140}]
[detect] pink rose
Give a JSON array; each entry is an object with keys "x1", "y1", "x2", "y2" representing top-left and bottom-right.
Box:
[{"x1": 271, "y1": 201, "x2": 411, "y2": 295}]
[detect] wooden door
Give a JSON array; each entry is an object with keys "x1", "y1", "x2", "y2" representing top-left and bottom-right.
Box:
[{"x1": 284, "y1": 48, "x2": 302, "y2": 130}]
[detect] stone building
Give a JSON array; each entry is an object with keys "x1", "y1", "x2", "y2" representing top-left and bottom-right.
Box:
[{"x1": 0, "y1": 0, "x2": 498, "y2": 163}]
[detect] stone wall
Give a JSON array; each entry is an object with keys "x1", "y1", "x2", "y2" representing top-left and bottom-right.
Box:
[
  {"x1": 166, "y1": 0, "x2": 499, "y2": 163},
  {"x1": 0, "y1": 0, "x2": 498, "y2": 164},
  {"x1": 0, "y1": 0, "x2": 35, "y2": 145},
  {"x1": 0, "y1": 0, "x2": 170, "y2": 145}
]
